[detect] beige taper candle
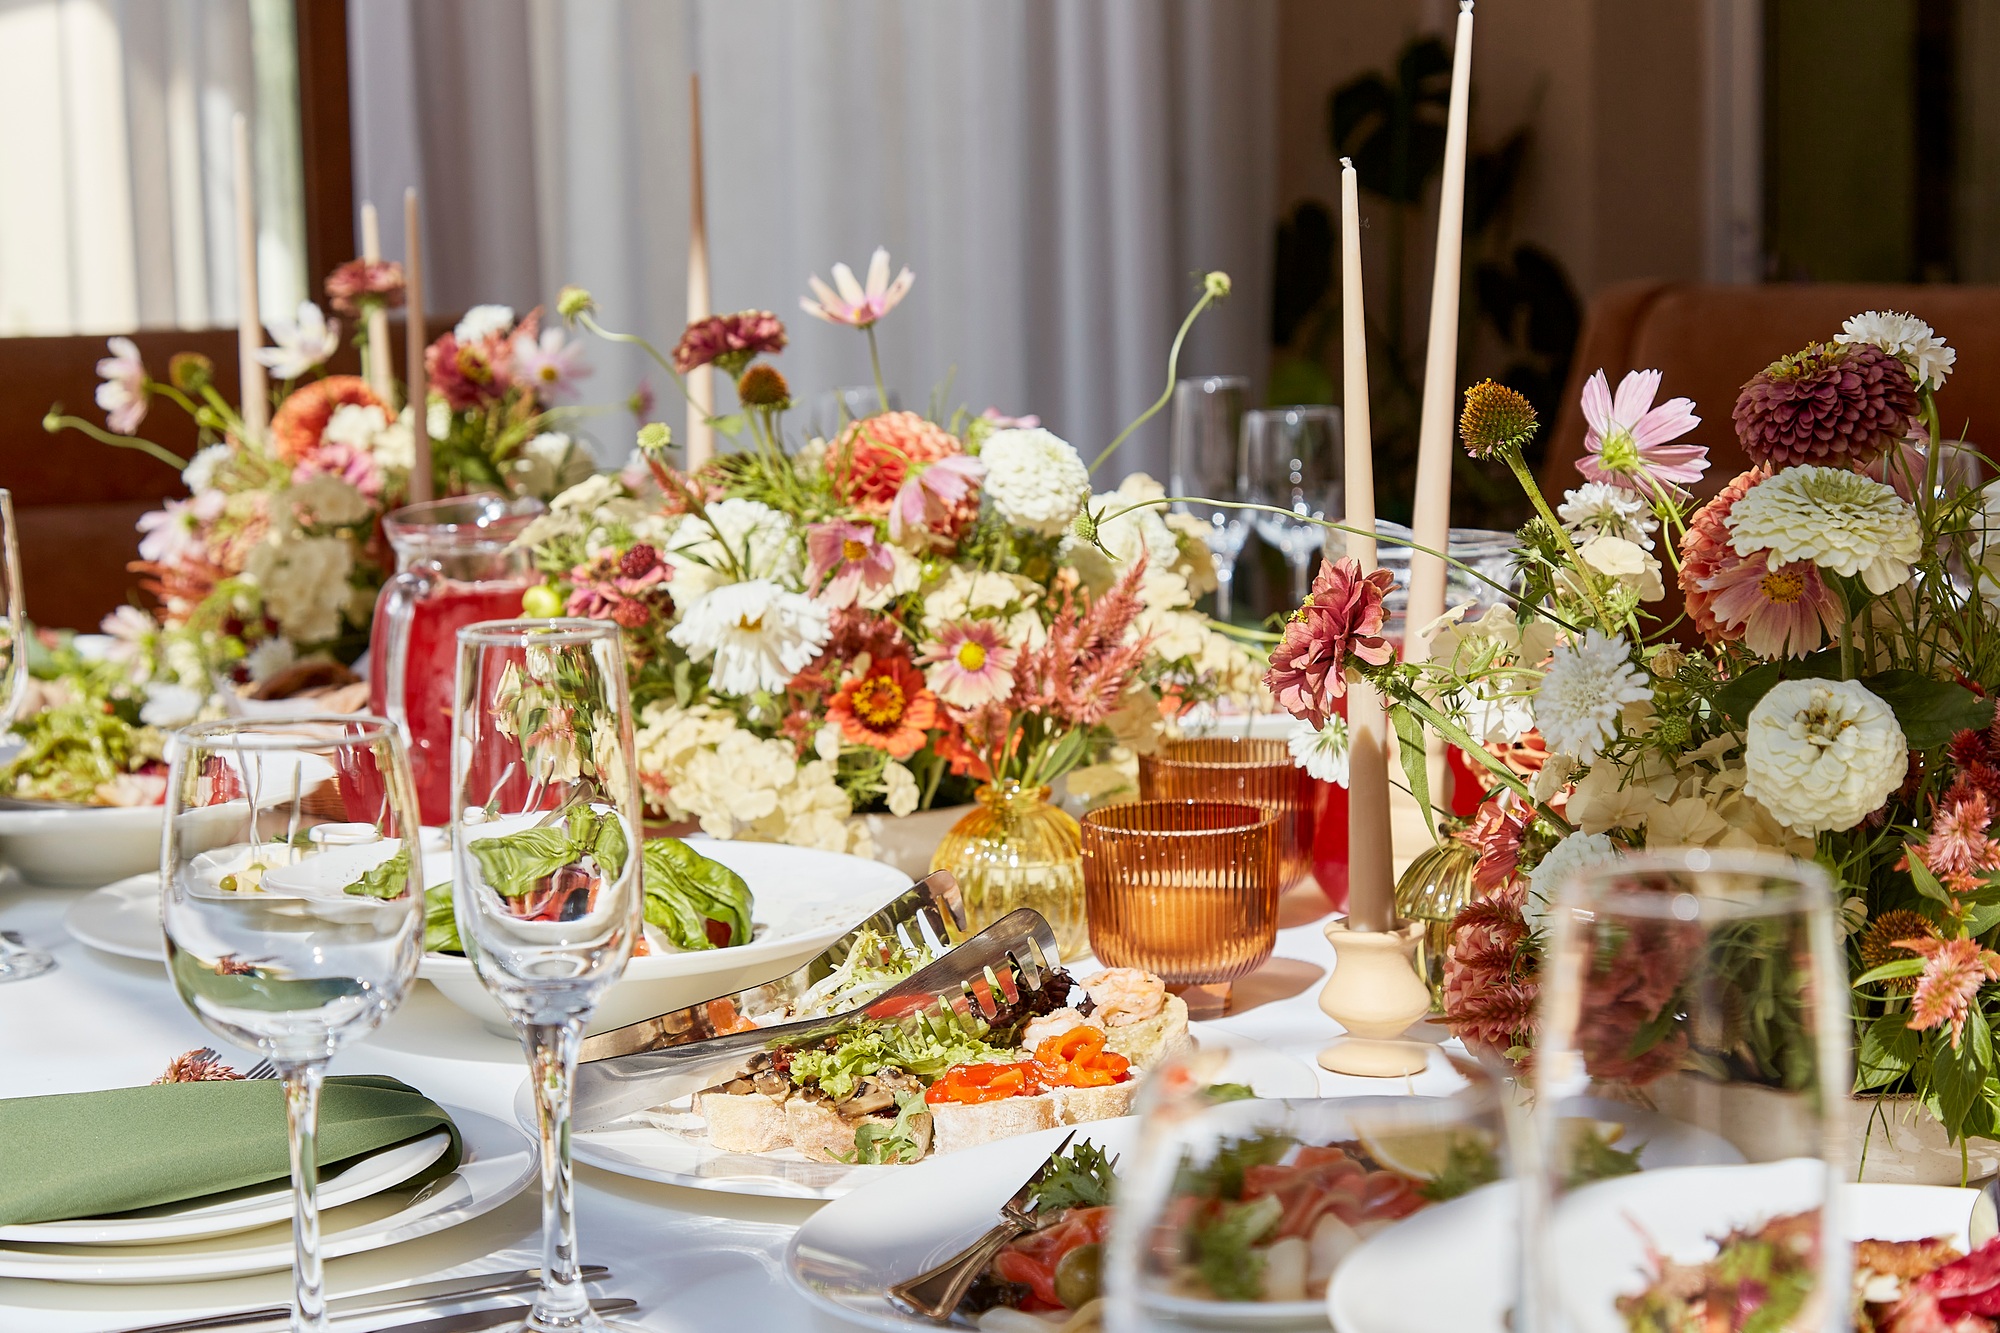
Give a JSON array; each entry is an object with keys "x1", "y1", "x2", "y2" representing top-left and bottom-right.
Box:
[
  {"x1": 360, "y1": 202, "x2": 396, "y2": 406},
  {"x1": 232, "y1": 114, "x2": 269, "y2": 439},
  {"x1": 684, "y1": 73, "x2": 715, "y2": 470},
  {"x1": 404, "y1": 188, "x2": 433, "y2": 503}
]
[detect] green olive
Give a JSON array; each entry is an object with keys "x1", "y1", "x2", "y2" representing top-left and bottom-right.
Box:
[
  {"x1": 521, "y1": 585, "x2": 565, "y2": 619},
  {"x1": 1054, "y1": 1242, "x2": 1103, "y2": 1310}
]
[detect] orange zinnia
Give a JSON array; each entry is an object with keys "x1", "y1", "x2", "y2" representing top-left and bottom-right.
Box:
[
  {"x1": 269, "y1": 375, "x2": 386, "y2": 463},
  {"x1": 826, "y1": 654, "x2": 936, "y2": 760}
]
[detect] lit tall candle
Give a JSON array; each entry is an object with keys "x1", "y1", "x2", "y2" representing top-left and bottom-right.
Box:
[
  {"x1": 232, "y1": 113, "x2": 269, "y2": 439},
  {"x1": 684, "y1": 73, "x2": 715, "y2": 470},
  {"x1": 1339, "y1": 157, "x2": 1395, "y2": 934},
  {"x1": 1403, "y1": 0, "x2": 1475, "y2": 810},
  {"x1": 404, "y1": 188, "x2": 433, "y2": 503},
  {"x1": 360, "y1": 202, "x2": 396, "y2": 405}
]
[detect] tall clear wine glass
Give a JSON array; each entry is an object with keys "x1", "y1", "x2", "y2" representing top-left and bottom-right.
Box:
[
  {"x1": 1169, "y1": 375, "x2": 1251, "y2": 621},
  {"x1": 451, "y1": 619, "x2": 641, "y2": 1333},
  {"x1": 1525, "y1": 848, "x2": 1849, "y2": 1333},
  {"x1": 1243, "y1": 406, "x2": 1342, "y2": 603},
  {"x1": 161, "y1": 717, "x2": 424, "y2": 1333},
  {"x1": 0, "y1": 487, "x2": 53, "y2": 983}
]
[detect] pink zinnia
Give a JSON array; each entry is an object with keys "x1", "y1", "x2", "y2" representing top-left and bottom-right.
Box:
[
  {"x1": 889, "y1": 453, "x2": 986, "y2": 549},
  {"x1": 919, "y1": 620, "x2": 1018, "y2": 709},
  {"x1": 800, "y1": 248, "x2": 913, "y2": 329},
  {"x1": 806, "y1": 520, "x2": 896, "y2": 608},
  {"x1": 294, "y1": 440, "x2": 383, "y2": 499},
  {"x1": 567, "y1": 544, "x2": 674, "y2": 629},
  {"x1": 1575, "y1": 368, "x2": 1708, "y2": 496},
  {"x1": 1262, "y1": 557, "x2": 1397, "y2": 728},
  {"x1": 323, "y1": 258, "x2": 404, "y2": 316},
  {"x1": 1898, "y1": 935, "x2": 2000, "y2": 1047},
  {"x1": 981, "y1": 408, "x2": 1041, "y2": 429},
  {"x1": 671, "y1": 311, "x2": 788, "y2": 375},
  {"x1": 1697, "y1": 550, "x2": 1840, "y2": 659},
  {"x1": 510, "y1": 327, "x2": 590, "y2": 404}
]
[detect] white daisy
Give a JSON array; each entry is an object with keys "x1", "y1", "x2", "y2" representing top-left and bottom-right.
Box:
[
  {"x1": 255, "y1": 302, "x2": 339, "y2": 380},
  {"x1": 1725, "y1": 466, "x2": 1921, "y2": 595},
  {"x1": 1558, "y1": 482, "x2": 1657, "y2": 550},
  {"x1": 1533, "y1": 630, "x2": 1650, "y2": 762},
  {"x1": 669, "y1": 579, "x2": 831, "y2": 697},
  {"x1": 1834, "y1": 309, "x2": 1955, "y2": 391},
  {"x1": 1286, "y1": 715, "x2": 1350, "y2": 787}
]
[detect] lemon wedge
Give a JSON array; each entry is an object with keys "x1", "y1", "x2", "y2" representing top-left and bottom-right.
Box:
[{"x1": 1357, "y1": 1125, "x2": 1497, "y2": 1181}]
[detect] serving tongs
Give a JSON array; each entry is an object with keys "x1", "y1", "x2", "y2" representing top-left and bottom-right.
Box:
[{"x1": 571, "y1": 902, "x2": 1063, "y2": 1130}]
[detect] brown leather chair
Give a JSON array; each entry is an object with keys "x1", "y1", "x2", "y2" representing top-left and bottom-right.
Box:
[{"x1": 1540, "y1": 282, "x2": 2000, "y2": 505}]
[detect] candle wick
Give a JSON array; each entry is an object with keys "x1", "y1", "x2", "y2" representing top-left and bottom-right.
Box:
[
  {"x1": 1460, "y1": 0, "x2": 1473, "y2": 11},
  {"x1": 1340, "y1": 156, "x2": 1354, "y2": 170}
]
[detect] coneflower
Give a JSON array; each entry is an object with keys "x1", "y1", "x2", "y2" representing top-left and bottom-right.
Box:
[{"x1": 1459, "y1": 380, "x2": 1539, "y2": 459}]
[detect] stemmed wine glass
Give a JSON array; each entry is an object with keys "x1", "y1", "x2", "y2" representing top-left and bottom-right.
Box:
[
  {"x1": 1525, "y1": 848, "x2": 1848, "y2": 1333},
  {"x1": 1243, "y1": 406, "x2": 1342, "y2": 603},
  {"x1": 451, "y1": 619, "x2": 641, "y2": 1333},
  {"x1": 0, "y1": 487, "x2": 52, "y2": 983},
  {"x1": 1169, "y1": 376, "x2": 1250, "y2": 621},
  {"x1": 161, "y1": 717, "x2": 425, "y2": 1332}
]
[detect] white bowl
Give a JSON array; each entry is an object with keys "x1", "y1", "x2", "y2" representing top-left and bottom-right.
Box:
[
  {"x1": 420, "y1": 837, "x2": 912, "y2": 1036},
  {"x1": 0, "y1": 803, "x2": 166, "y2": 886}
]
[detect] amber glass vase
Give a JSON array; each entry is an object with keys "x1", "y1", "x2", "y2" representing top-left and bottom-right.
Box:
[
  {"x1": 931, "y1": 780, "x2": 1086, "y2": 959},
  {"x1": 1080, "y1": 799, "x2": 1280, "y2": 1015},
  {"x1": 1138, "y1": 737, "x2": 1317, "y2": 891}
]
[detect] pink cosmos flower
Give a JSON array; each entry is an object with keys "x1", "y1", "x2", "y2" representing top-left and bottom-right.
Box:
[
  {"x1": 96, "y1": 337, "x2": 148, "y2": 434},
  {"x1": 806, "y1": 520, "x2": 896, "y2": 608},
  {"x1": 1262, "y1": 557, "x2": 1397, "y2": 728},
  {"x1": 800, "y1": 248, "x2": 914, "y2": 329},
  {"x1": 919, "y1": 620, "x2": 1018, "y2": 709},
  {"x1": 888, "y1": 453, "x2": 986, "y2": 549},
  {"x1": 1697, "y1": 548, "x2": 1840, "y2": 659},
  {"x1": 510, "y1": 327, "x2": 591, "y2": 403},
  {"x1": 981, "y1": 408, "x2": 1041, "y2": 429},
  {"x1": 1575, "y1": 368, "x2": 1708, "y2": 495},
  {"x1": 294, "y1": 440, "x2": 383, "y2": 499},
  {"x1": 1898, "y1": 935, "x2": 2000, "y2": 1047},
  {"x1": 137, "y1": 498, "x2": 210, "y2": 565}
]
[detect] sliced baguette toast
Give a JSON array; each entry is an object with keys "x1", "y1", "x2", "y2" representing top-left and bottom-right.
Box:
[
  {"x1": 696, "y1": 1090, "x2": 791, "y2": 1153},
  {"x1": 1050, "y1": 1079, "x2": 1139, "y2": 1125},
  {"x1": 930, "y1": 1092, "x2": 1059, "y2": 1156},
  {"x1": 783, "y1": 1095, "x2": 934, "y2": 1163}
]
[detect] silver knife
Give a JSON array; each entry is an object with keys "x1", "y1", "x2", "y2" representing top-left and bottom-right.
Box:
[
  {"x1": 376, "y1": 1300, "x2": 638, "y2": 1333},
  {"x1": 104, "y1": 1266, "x2": 611, "y2": 1333}
]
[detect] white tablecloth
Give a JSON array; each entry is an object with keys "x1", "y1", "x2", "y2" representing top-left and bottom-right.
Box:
[{"x1": 0, "y1": 870, "x2": 1465, "y2": 1333}]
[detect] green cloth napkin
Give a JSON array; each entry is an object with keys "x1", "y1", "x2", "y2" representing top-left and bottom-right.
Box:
[{"x1": 0, "y1": 1074, "x2": 461, "y2": 1226}]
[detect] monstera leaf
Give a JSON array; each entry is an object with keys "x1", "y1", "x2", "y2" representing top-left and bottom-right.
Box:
[
  {"x1": 1272, "y1": 200, "x2": 1335, "y2": 347},
  {"x1": 1329, "y1": 37, "x2": 1452, "y2": 205}
]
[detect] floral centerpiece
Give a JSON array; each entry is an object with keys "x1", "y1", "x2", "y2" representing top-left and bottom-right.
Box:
[
  {"x1": 1244, "y1": 309, "x2": 2000, "y2": 1154},
  {"x1": 517, "y1": 258, "x2": 1265, "y2": 865},
  {"x1": 43, "y1": 261, "x2": 598, "y2": 690}
]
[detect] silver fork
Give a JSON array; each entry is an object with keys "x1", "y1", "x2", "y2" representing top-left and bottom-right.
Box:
[
  {"x1": 188, "y1": 1048, "x2": 277, "y2": 1080},
  {"x1": 572, "y1": 905, "x2": 1063, "y2": 1130},
  {"x1": 889, "y1": 1130, "x2": 1078, "y2": 1318}
]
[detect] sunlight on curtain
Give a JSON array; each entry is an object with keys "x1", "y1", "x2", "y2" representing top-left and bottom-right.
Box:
[{"x1": 0, "y1": 0, "x2": 306, "y2": 335}]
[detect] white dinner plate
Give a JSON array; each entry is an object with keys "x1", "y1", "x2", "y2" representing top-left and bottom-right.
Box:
[
  {"x1": 1327, "y1": 1170, "x2": 1976, "y2": 1333},
  {"x1": 0, "y1": 1129, "x2": 451, "y2": 1247},
  {"x1": 0, "y1": 1105, "x2": 534, "y2": 1283},
  {"x1": 549, "y1": 1028, "x2": 1320, "y2": 1202},
  {"x1": 63, "y1": 874, "x2": 164, "y2": 961}
]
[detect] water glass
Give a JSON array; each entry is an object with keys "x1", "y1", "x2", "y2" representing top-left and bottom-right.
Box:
[
  {"x1": 1169, "y1": 375, "x2": 1251, "y2": 620},
  {"x1": 1080, "y1": 799, "x2": 1279, "y2": 1018},
  {"x1": 161, "y1": 717, "x2": 424, "y2": 1332},
  {"x1": 1369, "y1": 522, "x2": 1519, "y2": 638},
  {"x1": 1137, "y1": 737, "x2": 1317, "y2": 892},
  {"x1": 1243, "y1": 406, "x2": 1342, "y2": 603},
  {"x1": 0, "y1": 487, "x2": 53, "y2": 983},
  {"x1": 451, "y1": 619, "x2": 641, "y2": 1333},
  {"x1": 1526, "y1": 848, "x2": 1848, "y2": 1333}
]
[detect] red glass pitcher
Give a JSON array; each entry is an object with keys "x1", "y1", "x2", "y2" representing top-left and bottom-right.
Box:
[{"x1": 368, "y1": 495, "x2": 544, "y2": 824}]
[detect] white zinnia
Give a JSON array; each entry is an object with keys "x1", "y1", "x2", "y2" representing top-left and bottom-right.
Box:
[
  {"x1": 182, "y1": 443, "x2": 234, "y2": 494},
  {"x1": 454, "y1": 304, "x2": 515, "y2": 343},
  {"x1": 1970, "y1": 481, "x2": 2000, "y2": 610},
  {"x1": 1741, "y1": 678, "x2": 1907, "y2": 834},
  {"x1": 1287, "y1": 715, "x2": 1351, "y2": 786},
  {"x1": 1533, "y1": 630, "x2": 1650, "y2": 762},
  {"x1": 1835, "y1": 309, "x2": 1955, "y2": 391},
  {"x1": 1526, "y1": 832, "x2": 1620, "y2": 932},
  {"x1": 669, "y1": 579, "x2": 831, "y2": 697},
  {"x1": 1559, "y1": 482, "x2": 1657, "y2": 550},
  {"x1": 322, "y1": 402, "x2": 392, "y2": 453},
  {"x1": 982, "y1": 428, "x2": 1090, "y2": 536},
  {"x1": 1725, "y1": 466, "x2": 1920, "y2": 595}
]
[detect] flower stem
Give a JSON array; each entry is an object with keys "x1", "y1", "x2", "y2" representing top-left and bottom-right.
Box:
[
  {"x1": 1393, "y1": 691, "x2": 1573, "y2": 834},
  {"x1": 866, "y1": 326, "x2": 889, "y2": 414},
  {"x1": 42, "y1": 414, "x2": 185, "y2": 470},
  {"x1": 1501, "y1": 446, "x2": 1614, "y2": 630},
  {"x1": 1088, "y1": 285, "x2": 1220, "y2": 475}
]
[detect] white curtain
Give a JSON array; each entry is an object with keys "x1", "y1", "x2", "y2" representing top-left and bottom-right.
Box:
[
  {"x1": 0, "y1": 0, "x2": 306, "y2": 336},
  {"x1": 348, "y1": 0, "x2": 1278, "y2": 479}
]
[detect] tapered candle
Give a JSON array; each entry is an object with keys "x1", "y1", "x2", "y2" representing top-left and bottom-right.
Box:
[
  {"x1": 404, "y1": 188, "x2": 433, "y2": 503},
  {"x1": 232, "y1": 114, "x2": 269, "y2": 439},
  {"x1": 360, "y1": 202, "x2": 396, "y2": 405},
  {"x1": 1403, "y1": 0, "x2": 1475, "y2": 810},
  {"x1": 684, "y1": 73, "x2": 715, "y2": 470},
  {"x1": 1339, "y1": 157, "x2": 1395, "y2": 934}
]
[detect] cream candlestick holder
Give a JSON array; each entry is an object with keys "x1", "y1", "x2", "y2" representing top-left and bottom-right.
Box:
[{"x1": 1317, "y1": 919, "x2": 1432, "y2": 1077}]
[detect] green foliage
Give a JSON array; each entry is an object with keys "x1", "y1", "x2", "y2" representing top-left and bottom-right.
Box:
[
  {"x1": 1028, "y1": 1141, "x2": 1120, "y2": 1218},
  {"x1": 840, "y1": 1090, "x2": 931, "y2": 1165},
  {"x1": 1174, "y1": 1132, "x2": 1294, "y2": 1202},
  {"x1": 1189, "y1": 1195, "x2": 1283, "y2": 1302},
  {"x1": 467, "y1": 807, "x2": 630, "y2": 900},
  {"x1": 1418, "y1": 1133, "x2": 1502, "y2": 1202},
  {"x1": 342, "y1": 846, "x2": 411, "y2": 900}
]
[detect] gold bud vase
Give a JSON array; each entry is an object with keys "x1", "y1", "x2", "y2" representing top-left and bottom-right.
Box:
[
  {"x1": 930, "y1": 780, "x2": 1086, "y2": 959},
  {"x1": 1393, "y1": 835, "x2": 1481, "y2": 1013}
]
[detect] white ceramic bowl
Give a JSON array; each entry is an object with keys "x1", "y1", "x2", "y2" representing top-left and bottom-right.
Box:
[
  {"x1": 0, "y1": 803, "x2": 167, "y2": 886},
  {"x1": 420, "y1": 837, "x2": 912, "y2": 1036}
]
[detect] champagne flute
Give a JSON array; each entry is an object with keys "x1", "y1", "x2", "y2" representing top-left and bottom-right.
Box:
[
  {"x1": 1243, "y1": 406, "x2": 1342, "y2": 604},
  {"x1": 0, "y1": 488, "x2": 52, "y2": 983},
  {"x1": 161, "y1": 717, "x2": 424, "y2": 1333},
  {"x1": 451, "y1": 619, "x2": 641, "y2": 1333},
  {"x1": 1169, "y1": 375, "x2": 1252, "y2": 620},
  {"x1": 1525, "y1": 848, "x2": 1848, "y2": 1333}
]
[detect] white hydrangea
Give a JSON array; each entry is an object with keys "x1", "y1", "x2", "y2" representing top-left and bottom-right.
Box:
[
  {"x1": 1287, "y1": 715, "x2": 1350, "y2": 786},
  {"x1": 1726, "y1": 466, "x2": 1921, "y2": 595},
  {"x1": 919, "y1": 567, "x2": 1044, "y2": 648},
  {"x1": 181, "y1": 444, "x2": 234, "y2": 494},
  {"x1": 1741, "y1": 678, "x2": 1907, "y2": 834},
  {"x1": 243, "y1": 535, "x2": 353, "y2": 643},
  {"x1": 882, "y1": 761, "x2": 921, "y2": 817},
  {"x1": 633, "y1": 702, "x2": 871, "y2": 855},
  {"x1": 1532, "y1": 630, "x2": 1651, "y2": 762},
  {"x1": 663, "y1": 498, "x2": 798, "y2": 600},
  {"x1": 1064, "y1": 472, "x2": 1183, "y2": 590},
  {"x1": 454, "y1": 304, "x2": 515, "y2": 342},
  {"x1": 1967, "y1": 480, "x2": 2000, "y2": 610},
  {"x1": 669, "y1": 579, "x2": 830, "y2": 696},
  {"x1": 1835, "y1": 309, "x2": 1955, "y2": 391},
  {"x1": 1526, "y1": 832, "x2": 1621, "y2": 931},
  {"x1": 1559, "y1": 482, "x2": 1657, "y2": 549},
  {"x1": 321, "y1": 403, "x2": 392, "y2": 453},
  {"x1": 981, "y1": 428, "x2": 1089, "y2": 536}
]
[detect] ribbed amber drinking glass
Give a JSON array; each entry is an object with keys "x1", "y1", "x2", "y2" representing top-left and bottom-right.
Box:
[
  {"x1": 1138, "y1": 738, "x2": 1315, "y2": 891},
  {"x1": 1081, "y1": 800, "x2": 1280, "y2": 1015}
]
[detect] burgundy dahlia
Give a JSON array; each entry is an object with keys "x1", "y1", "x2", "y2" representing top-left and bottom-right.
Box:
[
  {"x1": 1262, "y1": 557, "x2": 1396, "y2": 728},
  {"x1": 671, "y1": 310, "x2": 788, "y2": 375},
  {"x1": 324, "y1": 258, "x2": 406, "y2": 316},
  {"x1": 1732, "y1": 340, "x2": 1919, "y2": 470}
]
